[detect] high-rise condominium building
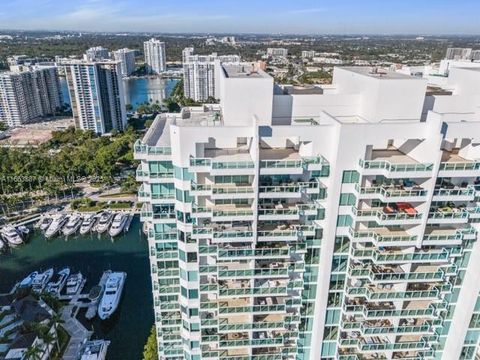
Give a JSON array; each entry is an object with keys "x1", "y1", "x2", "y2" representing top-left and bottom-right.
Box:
[
  {"x1": 267, "y1": 48, "x2": 289, "y2": 58},
  {"x1": 445, "y1": 48, "x2": 472, "y2": 61},
  {"x1": 136, "y1": 62, "x2": 480, "y2": 360},
  {"x1": 144, "y1": 39, "x2": 166, "y2": 74},
  {"x1": 182, "y1": 48, "x2": 240, "y2": 102},
  {"x1": 302, "y1": 50, "x2": 316, "y2": 59},
  {"x1": 85, "y1": 46, "x2": 110, "y2": 61},
  {"x1": 64, "y1": 60, "x2": 126, "y2": 134},
  {"x1": 113, "y1": 48, "x2": 136, "y2": 77},
  {"x1": 0, "y1": 67, "x2": 62, "y2": 127}
]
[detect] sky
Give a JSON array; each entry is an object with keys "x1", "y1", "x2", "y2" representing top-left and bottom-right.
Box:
[{"x1": 0, "y1": 0, "x2": 479, "y2": 35}]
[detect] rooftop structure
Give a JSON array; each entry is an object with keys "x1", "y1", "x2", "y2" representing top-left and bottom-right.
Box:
[{"x1": 136, "y1": 63, "x2": 480, "y2": 360}]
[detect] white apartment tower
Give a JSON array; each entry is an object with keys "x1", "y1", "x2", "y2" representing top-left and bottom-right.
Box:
[
  {"x1": 64, "y1": 60, "x2": 126, "y2": 134},
  {"x1": 114, "y1": 48, "x2": 136, "y2": 77},
  {"x1": 0, "y1": 67, "x2": 62, "y2": 127},
  {"x1": 136, "y1": 63, "x2": 480, "y2": 360},
  {"x1": 144, "y1": 39, "x2": 167, "y2": 74},
  {"x1": 85, "y1": 46, "x2": 110, "y2": 61},
  {"x1": 267, "y1": 48, "x2": 289, "y2": 58},
  {"x1": 182, "y1": 48, "x2": 240, "y2": 102}
]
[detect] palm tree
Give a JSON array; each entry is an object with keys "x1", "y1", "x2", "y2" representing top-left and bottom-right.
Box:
[
  {"x1": 41, "y1": 331, "x2": 56, "y2": 357},
  {"x1": 24, "y1": 345, "x2": 42, "y2": 360},
  {"x1": 49, "y1": 313, "x2": 64, "y2": 352}
]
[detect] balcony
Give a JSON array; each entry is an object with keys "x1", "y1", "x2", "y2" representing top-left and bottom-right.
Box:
[
  {"x1": 348, "y1": 227, "x2": 417, "y2": 246},
  {"x1": 259, "y1": 148, "x2": 327, "y2": 175},
  {"x1": 349, "y1": 264, "x2": 449, "y2": 284},
  {"x1": 432, "y1": 185, "x2": 476, "y2": 202},
  {"x1": 351, "y1": 248, "x2": 450, "y2": 264},
  {"x1": 352, "y1": 204, "x2": 422, "y2": 225},
  {"x1": 359, "y1": 149, "x2": 433, "y2": 178},
  {"x1": 258, "y1": 202, "x2": 322, "y2": 221},
  {"x1": 428, "y1": 207, "x2": 469, "y2": 224},
  {"x1": 190, "y1": 151, "x2": 255, "y2": 175},
  {"x1": 134, "y1": 139, "x2": 172, "y2": 160},
  {"x1": 355, "y1": 183, "x2": 427, "y2": 202},
  {"x1": 259, "y1": 179, "x2": 324, "y2": 199},
  {"x1": 439, "y1": 150, "x2": 480, "y2": 176}
]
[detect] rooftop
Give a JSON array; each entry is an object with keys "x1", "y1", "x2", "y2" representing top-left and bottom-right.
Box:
[
  {"x1": 222, "y1": 64, "x2": 270, "y2": 79},
  {"x1": 341, "y1": 66, "x2": 420, "y2": 80}
]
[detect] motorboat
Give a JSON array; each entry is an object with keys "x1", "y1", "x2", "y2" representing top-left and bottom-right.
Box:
[
  {"x1": 45, "y1": 214, "x2": 67, "y2": 238},
  {"x1": 19, "y1": 271, "x2": 38, "y2": 288},
  {"x1": 62, "y1": 214, "x2": 82, "y2": 236},
  {"x1": 37, "y1": 216, "x2": 53, "y2": 232},
  {"x1": 31, "y1": 268, "x2": 54, "y2": 293},
  {"x1": 1, "y1": 225, "x2": 23, "y2": 247},
  {"x1": 80, "y1": 214, "x2": 97, "y2": 235},
  {"x1": 95, "y1": 212, "x2": 113, "y2": 234},
  {"x1": 108, "y1": 213, "x2": 127, "y2": 237},
  {"x1": 66, "y1": 272, "x2": 84, "y2": 295},
  {"x1": 98, "y1": 272, "x2": 126, "y2": 320},
  {"x1": 46, "y1": 267, "x2": 70, "y2": 295},
  {"x1": 79, "y1": 339, "x2": 110, "y2": 360},
  {"x1": 17, "y1": 225, "x2": 30, "y2": 237}
]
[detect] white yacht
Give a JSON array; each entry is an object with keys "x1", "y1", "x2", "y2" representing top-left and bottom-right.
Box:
[
  {"x1": 108, "y1": 213, "x2": 128, "y2": 237},
  {"x1": 19, "y1": 271, "x2": 38, "y2": 288},
  {"x1": 46, "y1": 267, "x2": 70, "y2": 295},
  {"x1": 37, "y1": 216, "x2": 53, "y2": 232},
  {"x1": 31, "y1": 268, "x2": 54, "y2": 293},
  {"x1": 66, "y1": 272, "x2": 84, "y2": 295},
  {"x1": 1, "y1": 225, "x2": 23, "y2": 247},
  {"x1": 62, "y1": 214, "x2": 82, "y2": 236},
  {"x1": 95, "y1": 212, "x2": 113, "y2": 234},
  {"x1": 45, "y1": 214, "x2": 67, "y2": 238},
  {"x1": 80, "y1": 214, "x2": 97, "y2": 235},
  {"x1": 98, "y1": 272, "x2": 126, "y2": 320},
  {"x1": 79, "y1": 339, "x2": 110, "y2": 360}
]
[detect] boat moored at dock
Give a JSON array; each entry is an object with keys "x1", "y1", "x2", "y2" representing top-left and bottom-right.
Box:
[
  {"x1": 1, "y1": 225, "x2": 24, "y2": 247},
  {"x1": 95, "y1": 212, "x2": 114, "y2": 234},
  {"x1": 31, "y1": 268, "x2": 54, "y2": 293},
  {"x1": 108, "y1": 213, "x2": 128, "y2": 237},
  {"x1": 66, "y1": 272, "x2": 85, "y2": 295},
  {"x1": 45, "y1": 214, "x2": 67, "y2": 238},
  {"x1": 79, "y1": 339, "x2": 110, "y2": 360},
  {"x1": 62, "y1": 213, "x2": 82, "y2": 236},
  {"x1": 98, "y1": 271, "x2": 126, "y2": 320},
  {"x1": 80, "y1": 213, "x2": 97, "y2": 235},
  {"x1": 46, "y1": 267, "x2": 70, "y2": 295}
]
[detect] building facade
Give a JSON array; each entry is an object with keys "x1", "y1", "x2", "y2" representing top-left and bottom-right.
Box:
[
  {"x1": 136, "y1": 63, "x2": 480, "y2": 360},
  {"x1": 85, "y1": 46, "x2": 110, "y2": 61},
  {"x1": 182, "y1": 48, "x2": 240, "y2": 102},
  {"x1": 0, "y1": 67, "x2": 62, "y2": 127},
  {"x1": 64, "y1": 60, "x2": 126, "y2": 134},
  {"x1": 113, "y1": 48, "x2": 136, "y2": 77},
  {"x1": 267, "y1": 48, "x2": 289, "y2": 58},
  {"x1": 144, "y1": 39, "x2": 167, "y2": 74}
]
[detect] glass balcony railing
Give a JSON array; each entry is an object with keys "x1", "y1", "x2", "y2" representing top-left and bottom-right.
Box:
[
  {"x1": 348, "y1": 228, "x2": 417, "y2": 243},
  {"x1": 347, "y1": 287, "x2": 439, "y2": 301},
  {"x1": 218, "y1": 268, "x2": 289, "y2": 278},
  {"x1": 190, "y1": 158, "x2": 211, "y2": 167},
  {"x1": 218, "y1": 248, "x2": 289, "y2": 258},
  {"x1": 433, "y1": 186, "x2": 475, "y2": 197},
  {"x1": 134, "y1": 140, "x2": 172, "y2": 156},
  {"x1": 349, "y1": 267, "x2": 445, "y2": 283},
  {"x1": 218, "y1": 304, "x2": 286, "y2": 314},
  {"x1": 218, "y1": 321, "x2": 285, "y2": 332},
  {"x1": 212, "y1": 161, "x2": 254, "y2": 169},
  {"x1": 359, "y1": 159, "x2": 434, "y2": 172},
  {"x1": 361, "y1": 323, "x2": 431, "y2": 335},
  {"x1": 355, "y1": 184, "x2": 427, "y2": 198},
  {"x1": 428, "y1": 211, "x2": 469, "y2": 220},
  {"x1": 219, "y1": 337, "x2": 284, "y2": 348},
  {"x1": 352, "y1": 207, "x2": 423, "y2": 222},
  {"x1": 439, "y1": 161, "x2": 480, "y2": 171},
  {"x1": 213, "y1": 231, "x2": 254, "y2": 239},
  {"x1": 351, "y1": 248, "x2": 449, "y2": 263}
]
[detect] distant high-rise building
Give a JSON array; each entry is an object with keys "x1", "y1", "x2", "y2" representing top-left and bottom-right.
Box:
[
  {"x1": 302, "y1": 50, "x2": 316, "y2": 59},
  {"x1": 113, "y1": 48, "x2": 136, "y2": 77},
  {"x1": 182, "y1": 47, "x2": 195, "y2": 64},
  {"x1": 63, "y1": 60, "x2": 126, "y2": 134},
  {"x1": 182, "y1": 47, "x2": 240, "y2": 102},
  {"x1": 144, "y1": 39, "x2": 166, "y2": 74},
  {"x1": 220, "y1": 36, "x2": 236, "y2": 45},
  {"x1": 445, "y1": 48, "x2": 472, "y2": 61},
  {"x1": 267, "y1": 47, "x2": 289, "y2": 58},
  {"x1": 85, "y1": 46, "x2": 110, "y2": 61},
  {"x1": 0, "y1": 67, "x2": 62, "y2": 127}
]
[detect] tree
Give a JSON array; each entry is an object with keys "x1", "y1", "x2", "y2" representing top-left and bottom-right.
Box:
[
  {"x1": 142, "y1": 326, "x2": 158, "y2": 360},
  {"x1": 24, "y1": 345, "x2": 42, "y2": 360},
  {"x1": 41, "y1": 330, "x2": 57, "y2": 356},
  {"x1": 0, "y1": 122, "x2": 7, "y2": 131},
  {"x1": 49, "y1": 313, "x2": 65, "y2": 352},
  {"x1": 125, "y1": 104, "x2": 133, "y2": 112}
]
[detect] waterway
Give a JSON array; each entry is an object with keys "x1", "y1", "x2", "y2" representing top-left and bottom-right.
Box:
[
  {"x1": 0, "y1": 216, "x2": 153, "y2": 360},
  {"x1": 60, "y1": 77, "x2": 179, "y2": 111}
]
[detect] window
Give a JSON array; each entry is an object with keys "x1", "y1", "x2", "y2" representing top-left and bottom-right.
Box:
[
  {"x1": 342, "y1": 170, "x2": 359, "y2": 183},
  {"x1": 187, "y1": 252, "x2": 197, "y2": 263},
  {"x1": 336, "y1": 215, "x2": 353, "y2": 227},
  {"x1": 339, "y1": 193, "x2": 356, "y2": 206},
  {"x1": 188, "y1": 289, "x2": 198, "y2": 299},
  {"x1": 187, "y1": 271, "x2": 198, "y2": 281}
]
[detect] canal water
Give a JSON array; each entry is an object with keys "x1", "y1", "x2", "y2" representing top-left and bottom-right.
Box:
[
  {"x1": 0, "y1": 216, "x2": 153, "y2": 360},
  {"x1": 60, "y1": 77, "x2": 179, "y2": 111}
]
